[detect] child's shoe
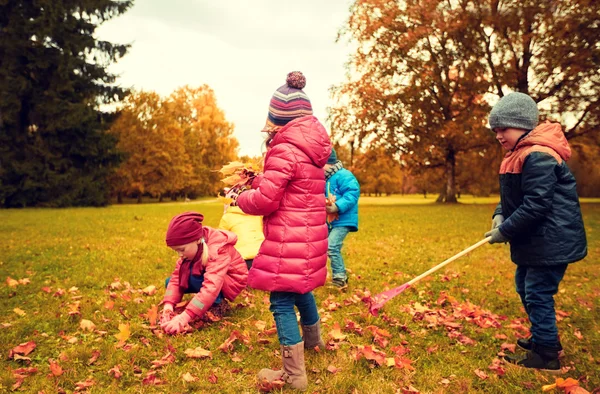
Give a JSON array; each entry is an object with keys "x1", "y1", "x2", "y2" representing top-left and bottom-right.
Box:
[
  {"x1": 301, "y1": 320, "x2": 326, "y2": 351},
  {"x1": 331, "y1": 278, "x2": 348, "y2": 289},
  {"x1": 505, "y1": 343, "x2": 561, "y2": 374},
  {"x1": 517, "y1": 337, "x2": 564, "y2": 358}
]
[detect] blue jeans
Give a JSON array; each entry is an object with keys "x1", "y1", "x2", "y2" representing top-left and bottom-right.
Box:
[
  {"x1": 515, "y1": 264, "x2": 568, "y2": 348},
  {"x1": 328, "y1": 226, "x2": 351, "y2": 280},
  {"x1": 165, "y1": 274, "x2": 223, "y2": 305},
  {"x1": 270, "y1": 291, "x2": 320, "y2": 346}
]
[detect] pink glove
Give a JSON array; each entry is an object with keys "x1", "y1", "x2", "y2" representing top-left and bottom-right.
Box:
[
  {"x1": 159, "y1": 304, "x2": 175, "y2": 325},
  {"x1": 161, "y1": 311, "x2": 193, "y2": 335}
]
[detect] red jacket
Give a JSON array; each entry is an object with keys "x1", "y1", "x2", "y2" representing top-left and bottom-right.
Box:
[
  {"x1": 162, "y1": 227, "x2": 248, "y2": 317},
  {"x1": 237, "y1": 116, "x2": 331, "y2": 293}
]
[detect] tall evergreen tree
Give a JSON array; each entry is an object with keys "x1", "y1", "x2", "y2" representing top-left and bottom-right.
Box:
[{"x1": 0, "y1": 0, "x2": 132, "y2": 207}]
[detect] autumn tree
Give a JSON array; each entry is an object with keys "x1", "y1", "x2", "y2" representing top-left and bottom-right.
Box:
[
  {"x1": 353, "y1": 147, "x2": 405, "y2": 196},
  {"x1": 168, "y1": 86, "x2": 238, "y2": 198},
  {"x1": 331, "y1": 0, "x2": 496, "y2": 203},
  {"x1": 0, "y1": 0, "x2": 132, "y2": 207},
  {"x1": 108, "y1": 91, "x2": 191, "y2": 203},
  {"x1": 470, "y1": 0, "x2": 600, "y2": 140},
  {"x1": 331, "y1": 0, "x2": 600, "y2": 201}
]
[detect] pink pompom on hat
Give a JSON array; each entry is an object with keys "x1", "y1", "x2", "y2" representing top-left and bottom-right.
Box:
[
  {"x1": 165, "y1": 212, "x2": 204, "y2": 247},
  {"x1": 262, "y1": 71, "x2": 313, "y2": 133}
]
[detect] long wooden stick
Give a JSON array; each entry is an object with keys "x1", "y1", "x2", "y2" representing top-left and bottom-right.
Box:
[
  {"x1": 407, "y1": 236, "x2": 491, "y2": 286},
  {"x1": 369, "y1": 236, "x2": 491, "y2": 316}
]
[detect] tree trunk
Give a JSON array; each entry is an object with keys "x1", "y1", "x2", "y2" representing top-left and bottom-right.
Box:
[
  {"x1": 158, "y1": 194, "x2": 163, "y2": 203},
  {"x1": 137, "y1": 194, "x2": 142, "y2": 204},
  {"x1": 117, "y1": 192, "x2": 123, "y2": 204},
  {"x1": 441, "y1": 149, "x2": 458, "y2": 203}
]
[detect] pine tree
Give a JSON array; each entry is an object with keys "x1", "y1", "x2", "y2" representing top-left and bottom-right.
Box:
[{"x1": 0, "y1": 0, "x2": 132, "y2": 207}]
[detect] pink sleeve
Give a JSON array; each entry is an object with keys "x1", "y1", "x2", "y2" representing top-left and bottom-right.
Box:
[
  {"x1": 184, "y1": 245, "x2": 229, "y2": 318},
  {"x1": 162, "y1": 259, "x2": 184, "y2": 305},
  {"x1": 237, "y1": 145, "x2": 294, "y2": 216}
]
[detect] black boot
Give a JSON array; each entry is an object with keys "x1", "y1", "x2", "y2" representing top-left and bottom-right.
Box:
[
  {"x1": 505, "y1": 343, "x2": 561, "y2": 373},
  {"x1": 517, "y1": 338, "x2": 564, "y2": 357}
]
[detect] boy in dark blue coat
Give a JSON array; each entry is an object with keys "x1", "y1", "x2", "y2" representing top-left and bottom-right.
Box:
[
  {"x1": 485, "y1": 92, "x2": 587, "y2": 373},
  {"x1": 325, "y1": 148, "x2": 360, "y2": 288}
]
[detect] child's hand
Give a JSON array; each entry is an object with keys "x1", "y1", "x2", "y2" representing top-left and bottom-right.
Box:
[
  {"x1": 326, "y1": 203, "x2": 339, "y2": 214},
  {"x1": 161, "y1": 311, "x2": 192, "y2": 335},
  {"x1": 159, "y1": 305, "x2": 175, "y2": 325},
  {"x1": 491, "y1": 214, "x2": 504, "y2": 230},
  {"x1": 485, "y1": 228, "x2": 509, "y2": 244}
]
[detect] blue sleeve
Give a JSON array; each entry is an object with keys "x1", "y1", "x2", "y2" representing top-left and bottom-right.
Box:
[
  {"x1": 499, "y1": 152, "x2": 557, "y2": 239},
  {"x1": 334, "y1": 171, "x2": 360, "y2": 214}
]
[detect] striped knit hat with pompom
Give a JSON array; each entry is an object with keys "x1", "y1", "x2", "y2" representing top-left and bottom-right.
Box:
[{"x1": 262, "y1": 71, "x2": 313, "y2": 132}]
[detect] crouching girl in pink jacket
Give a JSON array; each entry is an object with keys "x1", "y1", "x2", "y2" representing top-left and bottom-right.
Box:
[
  {"x1": 236, "y1": 71, "x2": 331, "y2": 391},
  {"x1": 159, "y1": 212, "x2": 248, "y2": 335}
]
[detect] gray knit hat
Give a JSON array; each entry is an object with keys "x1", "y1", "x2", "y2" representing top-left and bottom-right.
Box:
[{"x1": 489, "y1": 92, "x2": 539, "y2": 131}]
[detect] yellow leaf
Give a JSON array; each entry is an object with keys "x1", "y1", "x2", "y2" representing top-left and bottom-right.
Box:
[
  {"x1": 542, "y1": 383, "x2": 557, "y2": 392},
  {"x1": 114, "y1": 324, "x2": 130, "y2": 342},
  {"x1": 219, "y1": 161, "x2": 245, "y2": 176},
  {"x1": 184, "y1": 346, "x2": 212, "y2": 359},
  {"x1": 6, "y1": 277, "x2": 19, "y2": 287},
  {"x1": 80, "y1": 319, "x2": 96, "y2": 332},
  {"x1": 182, "y1": 372, "x2": 198, "y2": 382},
  {"x1": 13, "y1": 308, "x2": 26, "y2": 316}
]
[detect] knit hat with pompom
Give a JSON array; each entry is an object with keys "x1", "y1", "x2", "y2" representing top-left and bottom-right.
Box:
[{"x1": 262, "y1": 71, "x2": 313, "y2": 132}]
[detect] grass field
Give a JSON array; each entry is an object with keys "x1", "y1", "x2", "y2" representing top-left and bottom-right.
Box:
[{"x1": 1, "y1": 197, "x2": 598, "y2": 393}]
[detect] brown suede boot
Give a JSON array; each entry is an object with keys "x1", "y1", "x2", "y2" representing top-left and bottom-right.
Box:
[
  {"x1": 257, "y1": 342, "x2": 308, "y2": 391},
  {"x1": 302, "y1": 320, "x2": 326, "y2": 351}
]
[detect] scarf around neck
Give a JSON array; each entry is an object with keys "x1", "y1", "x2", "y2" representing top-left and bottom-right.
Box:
[
  {"x1": 178, "y1": 239, "x2": 204, "y2": 291},
  {"x1": 325, "y1": 160, "x2": 343, "y2": 180}
]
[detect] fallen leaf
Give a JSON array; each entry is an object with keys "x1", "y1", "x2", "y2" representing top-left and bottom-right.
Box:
[
  {"x1": 6, "y1": 277, "x2": 19, "y2": 287},
  {"x1": 328, "y1": 322, "x2": 347, "y2": 341},
  {"x1": 80, "y1": 319, "x2": 96, "y2": 332},
  {"x1": 104, "y1": 300, "x2": 115, "y2": 309},
  {"x1": 13, "y1": 308, "x2": 26, "y2": 317},
  {"x1": 49, "y1": 359, "x2": 64, "y2": 377},
  {"x1": 9, "y1": 341, "x2": 36, "y2": 359},
  {"x1": 327, "y1": 365, "x2": 340, "y2": 374},
  {"x1": 208, "y1": 372, "x2": 218, "y2": 384},
  {"x1": 114, "y1": 323, "x2": 130, "y2": 343},
  {"x1": 142, "y1": 285, "x2": 157, "y2": 295},
  {"x1": 474, "y1": 369, "x2": 489, "y2": 380},
  {"x1": 108, "y1": 365, "x2": 122, "y2": 379},
  {"x1": 185, "y1": 346, "x2": 212, "y2": 359},
  {"x1": 87, "y1": 350, "x2": 101, "y2": 365},
  {"x1": 182, "y1": 372, "x2": 198, "y2": 382},
  {"x1": 74, "y1": 378, "x2": 95, "y2": 391},
  {"x1": 146, "y1": 305, "x2": 158, "y2": 326}
]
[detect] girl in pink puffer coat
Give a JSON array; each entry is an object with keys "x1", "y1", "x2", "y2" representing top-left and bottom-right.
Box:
[{"x1": 237, "y1": 71, "x2": 331, "y2": 391}]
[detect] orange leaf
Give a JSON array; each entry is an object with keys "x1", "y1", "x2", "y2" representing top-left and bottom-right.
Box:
[
  {"x1": 146, "y1": 305, "x2": 158, "y2": 326},
  {"x1": 108, "y1": 365, "x2": 122, "y2": 379},
  {"x1": 6, "y1": 277, "x2": 19, "y2": 287},
  {"x1": 49, "y1": 359, "x2": 63, "y2": 376},
  {"x1": 9, "y1": 341, "x2": 36, "y2": 358}
]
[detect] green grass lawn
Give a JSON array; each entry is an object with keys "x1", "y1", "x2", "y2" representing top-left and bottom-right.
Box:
[{"x1": 1, "y1": 199, "x2": 598, "y2": 393}]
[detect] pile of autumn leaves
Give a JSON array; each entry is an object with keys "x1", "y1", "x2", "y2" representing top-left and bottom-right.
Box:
[{"x1": 5, "y1": 276, "x2": 592, "y2": 393}]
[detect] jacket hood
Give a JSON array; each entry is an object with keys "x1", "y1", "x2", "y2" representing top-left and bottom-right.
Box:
[
  {"x1": 516, "y1": 122, "x2": 571, "y2": 161},
  {"x1": 271, "y1": 116, "x2": 331, "y2": 167},
  {"x1": 204, "y1": 227, "x2": 238, "y2": 249}
]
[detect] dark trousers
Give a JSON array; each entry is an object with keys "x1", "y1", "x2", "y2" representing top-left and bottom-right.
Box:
[
  {"x1": 515, "y1": 264, "x2": 568, "y2": 348},
  {"x1": 165, "y1": 274, "x2": 223, "y2": 304}
]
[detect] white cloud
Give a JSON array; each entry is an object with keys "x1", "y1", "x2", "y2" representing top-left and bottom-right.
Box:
[{"x1": 96, "y1": 0, "x2": 353, "y2": 156}]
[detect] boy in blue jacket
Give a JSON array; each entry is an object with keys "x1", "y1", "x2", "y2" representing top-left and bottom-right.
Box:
[
  {"x1": 484, "y1": 92, "x2": 587, "y2": 373},
  {"x1": 325, "y1": 148, "x2": 360, "y2": 288}
]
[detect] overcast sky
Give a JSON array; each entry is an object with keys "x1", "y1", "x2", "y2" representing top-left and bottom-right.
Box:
[{"x1": 97, "y1": 0, "x2": 354, "y2": 157}]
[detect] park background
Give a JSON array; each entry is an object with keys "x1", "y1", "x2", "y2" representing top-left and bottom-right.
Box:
[{"x1": 1, "y1": 0, "x2": 599, "y2": 393}]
